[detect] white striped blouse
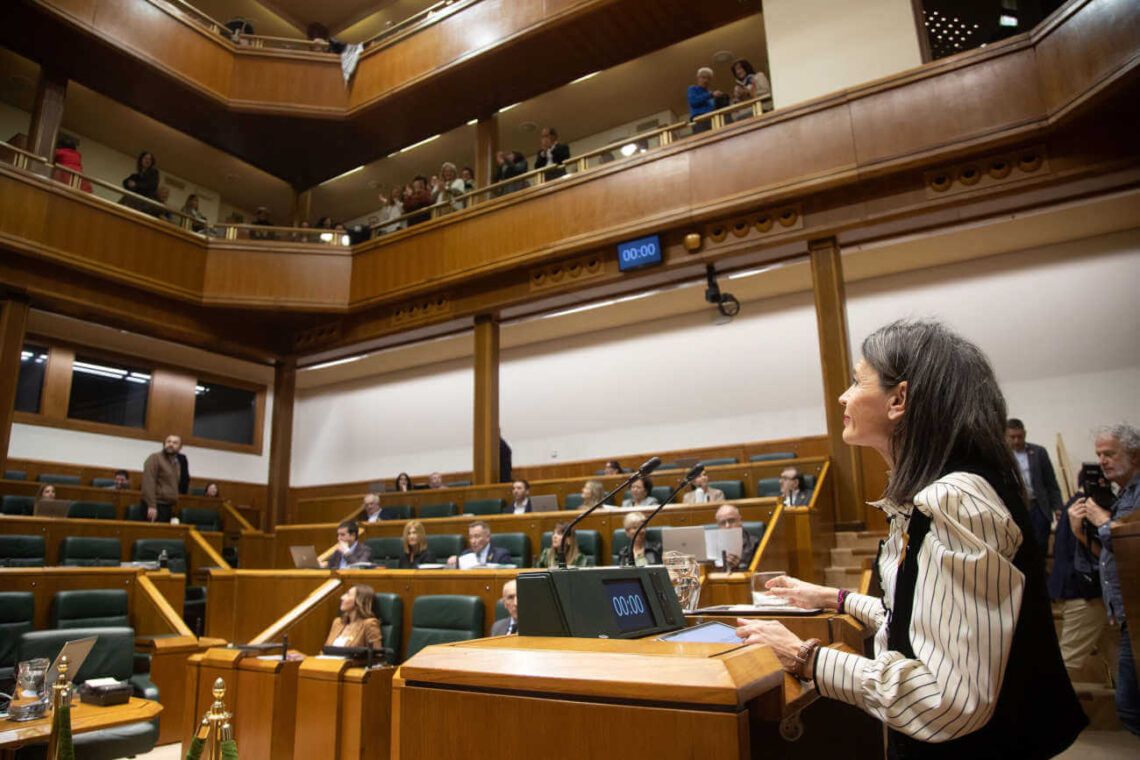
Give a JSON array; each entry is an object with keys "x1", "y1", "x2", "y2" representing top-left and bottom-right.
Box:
[{"x1": 814, "y1": 472, "x2": 1025, "y2": 743}]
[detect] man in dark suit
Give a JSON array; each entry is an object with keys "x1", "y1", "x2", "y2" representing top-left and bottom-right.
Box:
[
  {"x1": 447, "y1": 521, "x2": 512, "y2": 567},
  {"x1": 490, "y1": 579, "x2": 518, "y2": 636},
  {"x1": 176, "y1": 450, "x2": 190, "y2": 495},
  {"x1": 503, "y1": 479, "x2": 532, "y2": 514},
  {"x1": 323, "y1": 520, "x2": 373, "y2": 569},
  {"x1": 534, "y1": 127, "x2": 570, "y2": 180},
  {"x1": 779, "y1": 468, "x2": 811, "y2": 506},
  {"x1": 1006, "y1": 418, "x2": 1064, "y2": 552}
]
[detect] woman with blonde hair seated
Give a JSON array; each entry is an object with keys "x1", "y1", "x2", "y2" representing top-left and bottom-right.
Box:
[
  {"x1": 579, "y1": 480, "x2": 607, "y2": 510},
  {"x1": 325, "y1": 584, "x2": 382, "y2": 649},
  {"x1": 536, "y1": 522, "x2": 588, "y2": 568},
  {"x1": 397, "y1": 520, "x2": 435, "y2": 568}
]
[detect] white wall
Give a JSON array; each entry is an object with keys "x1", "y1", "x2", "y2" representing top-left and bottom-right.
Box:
[
  {"x1": 289, "y1": 228, "x2": 1140, "y2": 487},
  {"x1": 764, "y1": 0, "x2": 923, "y2": 107}
]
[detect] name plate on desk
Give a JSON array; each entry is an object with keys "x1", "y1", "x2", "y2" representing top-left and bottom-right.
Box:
[{"x1": 517, "y1": 566, "x2": 684, "y2": 639}]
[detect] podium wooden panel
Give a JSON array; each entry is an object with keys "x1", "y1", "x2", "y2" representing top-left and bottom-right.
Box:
[{"x1": 293, "y1": 658, "x2": 394, "y2": 760}]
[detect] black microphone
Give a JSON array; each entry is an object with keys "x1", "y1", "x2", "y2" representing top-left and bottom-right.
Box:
[
  {"x1": 556, "y1": 457, "x2": 662, "y2": 568},
  {"x1": 622, "y1": 464, "x2": 705, "y2": 567}
]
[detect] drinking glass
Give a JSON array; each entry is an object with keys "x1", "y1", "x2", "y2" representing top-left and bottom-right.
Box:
[
  {"x1": 8, "y1": 658, "x2": 50, "y2": 721},
  {"x1": 751, "y1": 571, "x2": 786, "y2": 606},
  {"x1": 663, "y1": 552, "x2": 702, "y2": 612}
]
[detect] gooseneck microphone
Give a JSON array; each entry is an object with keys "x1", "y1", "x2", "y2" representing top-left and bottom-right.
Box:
[
  {"x1": 622, "y1": 464, "x2": 706, "y2": 567},
  {"x1": 556, "y1": 457, "x2": 663, "y2": 568}
]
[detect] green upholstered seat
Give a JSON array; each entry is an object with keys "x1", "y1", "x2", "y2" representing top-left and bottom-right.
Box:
[
  {"x1": 0, "y1": 591, "x2": 35, "y2": 684},
  {"x1": 90, "y1": 477, "x2": 117, "y2": 488},
  {"x1": 622, "y1": 486, "x2": 672, "y2": 505},
  {"x1": 697, "y1": 457, "x2": 737, "y2": 467},
  {"x1": 59, "y1": 537, "x2": 122, "y2": 567},
  {"x1": 446, "y1": 480, "x2": 472, "y2": 488},
  {"x1": 179, "y1": 507, "x2": 221, "y2": 532},
  {"x1": 189, "y1": 486, "x2": 207, "y2": 496},
  {"x1": 802, "y1": 474, "x2": 816, "y2": 491},
  {"x1": 36, "y1": 473, "x2": 81, "y2": 485},
  {"x1": 743, "y1": 521, "x2": 767, "y2": 543},
  {"x1": 489, "y1": 533, "x2": 530, "y2": 567},
  {"x1": 757, "y1": 477, "x2": 781, "y2": 497},
  {"x1": 4, "y1": 470, "x2": 27, "y2": 481},
  {"x1": 125, "y1": 502, "x2": 147, "y2": 521},
  {"x1": 364, "y1": 537, "x2": 405, "y2": 569},
  {"x1": 405, "y1": 595, "x2": 485, "y2": 660},
  {"x1": 709, "y1": 480, "x2": 745, "y2": 500},
  {"x1": 1, "y1": 495, "x2": 35, "y2": 516},
  {"x1": 750, "y1": 452, "x2": 796, "y2": 462},
  {"x1": 68, "y1": 501, "x2": 116, "y2": 520},
  {"x1": 0, "y1": 535, "x2": 45, "y2": 567},
  {"x1": 610, "y1": 528, "x2": 663, "y2": 565},
  {"x1": 51, "y1": 589, "x2": 130, "y2": 628},
  {"x1": 372, "y1": 592, "x2": 404, "y2": 663},
  {"x1": 426, "y1": 534, "x2": 463, "y2": 559},
  {"x1": 418, "y1": 502, "x2": 458, "y2": 519},
  {"x1": 462, "y1": 498, "x2": 504, "y2": 516},
  {"x1": 132, "y1": 539, "x2": 187, "y2": 574},
  {"x1": 539, "y1": 530, "x2": 600, "y2": 566},
  {"x1": 378, "y1": 505, "x2": 413, "y2": 520},
  {"x1": 563, "y1": 493, "x2": 584, "y2": 510}
]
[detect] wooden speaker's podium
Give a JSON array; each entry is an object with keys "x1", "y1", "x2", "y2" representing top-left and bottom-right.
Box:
[{"x1": 392, "y1": 626, "x2": 879, "y2": 759}]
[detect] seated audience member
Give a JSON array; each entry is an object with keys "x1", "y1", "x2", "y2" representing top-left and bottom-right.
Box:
[
  {"x1": 181, "y1": 193, "x2": 209, "y2": 233},
  {"x1": 534, "y1": 127, "x2": 570, "y2": 180},
  {"x1": 1071, "y1": 423, "x2": 1140, "y2": 735},
  {"x1": 1051, "y1": 490, "x2": 1105, "y2": 675},
  {"x1": 110, "y1": 470, "x2": 131, "y2": 490},
  {"x1": 51, "y1": 134, "x2": 92, "y2": 192},
  {"x1": 460, "y1": 166, "x2": 476, "y2": 192},
  {"x1": 603, "y1": 460, "x2": 623, "y2": 476},
  {"x1": 779, "y1": 468, "x2": 810, "y2": 506},
  {"x1": 688, "y1": 67, "x2": 723, "y2": 134},
  {"x1": 505, "y1": 479, "x2": 532, "y2": 514},
  {"x1": 447, "y1": 521, "x2": 511, "y2": 567},
  {"x1": 121, "y1": 150, "x2": 159, "y2": 211},
  {"x1": 35, "y1": 483, "x2": 57, "y2": 506},
  {"x1": 621, "y1": 476, "x2": 658, "y2": 508},
  {"x1": 204, "y1": 482, "x2": 220, "y2": 498},
  {"x1": 398, "y1": 520, "x2": 435, "y2": 568},
  {"x1": 394, "y1": 472, "x2": 412, "y2": 492},
  {"x1": 536, "y1": 522, "x2": 587, "y2": 568},
  {"x1": 580, "y1": 480, "x2": 607, "y2": 510},
  {"x1": 321, "y1": 520, "x2": 373, "y2": 569},
  {"x1": 617, "y1": 512, "x2": 662, "y2": 567},
  {"x1": 378, "y1": 186, "x2": 405, "y2": 234},
  {"x1": 403, "y1": 175, "x2": 434, "y2": 226},
  {"x1": 714, "y1": 504, "x2": 759, "y2": 571},
  {"x1": 732, "y1": 58, "x2": 771, "y2": 106},
  {"x1": 1006, "y1": 418, "x2": 1063, "y2": 553},
  {"x1": 325, "y1": 583, "x2": 382, "y2": 649},
  {"x1": 250, "y1": 206, "x2": 277, "y2": 240},
  {"x1": 683, "y1": 469, "x2": 724, "y2": 504},
  {"x1": 432, "y1": 162, "x2": 466, "y2": 213},
  {"x1": 360, "y1": 492, "x2": 383, "y2": 523},
  {"x1": 428, "y1": 472, "x2": 445, "y2": 489},
  {"x1": 491, "y1": 579, "x2": 518, "y2": 636}
]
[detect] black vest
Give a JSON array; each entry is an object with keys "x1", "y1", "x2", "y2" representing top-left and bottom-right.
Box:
[{"x1": 882, "y1": 463, "x2": 1086, "y2": 759}]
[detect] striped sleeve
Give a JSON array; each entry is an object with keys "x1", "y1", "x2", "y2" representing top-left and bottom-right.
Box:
[
  {"x1": 814, "y1": 475, "x2": 1024, "y2": 743},
  {"x1": 843, "y1": 592, "x2": 885, "y2": 630}
]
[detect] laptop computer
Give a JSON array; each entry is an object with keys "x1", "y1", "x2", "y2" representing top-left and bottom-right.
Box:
[
  {"x1": 289, "y1": 545, "x2": 322, "y2": 569},
  {"x1": 33, "y1": 499, "x2": 73, "y2": 518},
  {"x1": 662, "y1": 526, "x2": 713, "y2": 560},
  {"x1": 46, "y1": 635, "x2": 98, "y2": 686},
  {"x1": 530, "y1": 494, "x2": 559, "y2": 512}
]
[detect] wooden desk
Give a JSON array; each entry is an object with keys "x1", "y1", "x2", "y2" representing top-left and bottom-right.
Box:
[
  {"x1": 292, "y1": 658, "x2": 394, "y2": 760},
  {"x1": 0, "y1": 697, "x2": 162, "y2": 756}
]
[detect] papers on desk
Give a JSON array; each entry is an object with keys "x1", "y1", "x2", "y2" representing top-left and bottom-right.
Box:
[
  {"x1": 457, "y1": 553, "x2": 479, "y2": 570},
  {"x1": 696, "y1": 599, "x2": 824, "y2": 616},
  {"x1": 416, "y1": 563, "x2": 447, "y2": 569}
]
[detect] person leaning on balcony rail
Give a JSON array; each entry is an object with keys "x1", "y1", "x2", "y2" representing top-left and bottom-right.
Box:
[
  {"x1": 50, "y1": 134, "x2": 91, "y2": 192},
  {"x1": 734, "y1": 319, "x2": 1085, "y2": 759},
  {"x1": 249, "y1": 206, "x2": 277, "y2": 240},
  {"x1": 688, "y1": 67, "x2": 723, "y2": 134},
  {"x1": 377, "y1": 185, "x2": 406, "y2": 234},
  {"x1": 120, "y1": 150, "x2": 159, "y2": 211},
  {"x1": 403, "y1": 175, "x2": 434, "y2": 225},
  {"x1": 180, "y1": 194, "x2": 209, "y2": 233},
  {"x1": 460, "y1": 166, "x2": 476, "y2": 192},
  {"x1": 432, "y1": 162, "x2": 466, "y2": 213},
  {"x1": 493, "y1": 151, "x2": 529, "y2": 196},
  {"x1": 535, "y1": 126, "x2": 570, "y2": 180},
  {"x1": 731, "y1": 58, "x2": 771, "y2": 109}
]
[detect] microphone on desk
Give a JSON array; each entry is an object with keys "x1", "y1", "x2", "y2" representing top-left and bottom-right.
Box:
[
  {"x1": 622, "y1": 464, "x2": 705, "y2": 567},
  {"x1": 555, "y1": 456, "x2": 663, "y2": 569}
]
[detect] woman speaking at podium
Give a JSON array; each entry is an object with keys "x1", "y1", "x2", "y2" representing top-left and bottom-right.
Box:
[{"x1": 736, "y1": 320, "x2": 1084, "y2": 758}]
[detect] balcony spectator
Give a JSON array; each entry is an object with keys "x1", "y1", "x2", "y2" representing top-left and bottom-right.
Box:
[
  {"x1": 250, "y1": 206, "x2": 277, "y2": 240},
  {"x1": 688, "y1": 67, "x2": 723, "y2": 134},
  {"x1": 403, "y1": 175, "x2": 434, "y2": 225},
  {"x1": 732, "y1": 58, "x2": 771, "y2": 109},
  {"x1": 151, "y1": 186, "x2": 175, "y2": 223},
  {"x1": 432, "y1": 162, "x2": 466, "y2": 213},
  {"x1": 378, "y1": 186, "x2": 405, "y2": 234},
  {"x1": 120, "y1": 151, "x2": 159, "y2": 211},
  {"x1": 535, "y1": 127, "x2": 570, "y2": 180},
  {"x1": 460, "y1": 166, "x2": 475, "y2": 192},
  {"x1": 494, "y1": 151, "x2": 529, "y2": 195},
  {"x1": 50, "y1": 135, "x2": 91, "y2": 192},
  {"x1": 180, "y1": 194, "x2": 209, "y2": 233}
]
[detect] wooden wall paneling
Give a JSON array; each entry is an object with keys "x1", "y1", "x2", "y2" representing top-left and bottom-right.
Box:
[
  {"x1": 136, "y1": 633, "x2": 205, "y2": 745},
  {"x1": 143, "y1": 569, "x2": 186, "y2": 617},
  {"x1": 292, "y1": 658, "x2": 351, "y2": 759},
  {"x1": 229, "y1": 54, "x2": 347, "y2": 111},
  {"x1": 475, "y1": 115, "x2": 499, "y2": 189},
  {"x1": 41, "y1": 0, "x2": 98, "y2": 24},
  {"x1": 0, "y1": 514, "x2": 214, "y2": 565},
  {"x1": 0, "y1": 298, "x2": 30, "y2": 470},
  {"x1": 234, "y1": 656, "x2": 302, "y2": 760},
  {"x1": 0, "y1": 566, "x2": 145, "y2": 629},
  {"x1": 204, "y1": 569, "x2": 339, "y2": 647},
  {"x1": 339, "y1": 666, "x2": 394, "y2": 759},
  {"x1": 27, "y1": 67, "x2": 67, "y2": 170},
  {"x1": 202, "y1": 246, "x2": 351, "y2": 309},
  {"x1": 268, "y1": 356, "x2": 296, "y2": 529},
  {"x1": 248, "y1": 576, "x2": 343, "y2": 654},
  {"x1": 135, "y1": 571, "x2": 193, "y2": 635},
  {"x1": 38, "y1": 345, "x2": 74, "y2": 420},
  {"x1": 473, "y1": 315, "x2": 499, "y2": 485},
  {"x1": 147, "y1": 367, "x2": 196, "y2": 438},
  {"x1": 808, "y1": 238, "x2": 863, "y2": 526}
]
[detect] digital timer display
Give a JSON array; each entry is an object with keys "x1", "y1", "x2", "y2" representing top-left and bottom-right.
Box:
[
  {"x1": 603, "y1": 578, "x2": 655, "y2": 633},
  {"x1": 617, "y1": 234, "x2": 663, "y2": 271}
]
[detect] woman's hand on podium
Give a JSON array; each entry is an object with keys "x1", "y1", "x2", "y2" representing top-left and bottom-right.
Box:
[
  {"x1": 734, "y1": 618, "x2": 805, "y2": 675},
  {"x1": 764, "y1": 575, "x2": 839, "y2": 610}
]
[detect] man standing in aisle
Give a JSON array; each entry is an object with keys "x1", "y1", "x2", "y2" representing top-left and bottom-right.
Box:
[
  {"x1": 141, "y1": 434, "x2": 182, "y2": 522},
  {"x1": 1005, "y1": 418, "x2": 1063, "y2": 552}
]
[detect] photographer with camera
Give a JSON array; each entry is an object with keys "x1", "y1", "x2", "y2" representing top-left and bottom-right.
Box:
[{"x1": 1070, "y1": 423, "x2": 1140, "y2": 736}]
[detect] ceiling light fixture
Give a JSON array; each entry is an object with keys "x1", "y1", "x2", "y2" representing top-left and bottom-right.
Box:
[
  {"x1": 306, "y1": 354, "x2": 369, "y2": 371},
  {"x1": 570, "y1": 71, "x2": 600, "y2": 84},
  {"x1": 497, "y1": 102, "x2": 520, "y2": 114},
  {"x1": 398, "y1": 134, "x2": 442, "y2": 154},
  {"x1": 324, "y1": 165, "x2": 364, "y2": 185},
  {"x1": 466, "y1": 118, "x2": 478, "y2": 126}
]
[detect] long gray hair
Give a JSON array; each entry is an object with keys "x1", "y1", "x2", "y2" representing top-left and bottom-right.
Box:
[{"x1": 861, "y1": 319, "x2": 1017, "y2": 504}]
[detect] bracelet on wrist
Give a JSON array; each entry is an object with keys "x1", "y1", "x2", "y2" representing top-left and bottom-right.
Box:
[
  {"x1": 792, "y1": 638, "x2": 822, "y2": 680},
  {"x1": 837, "y1": 588, "x2": 849, "y2": 613}
]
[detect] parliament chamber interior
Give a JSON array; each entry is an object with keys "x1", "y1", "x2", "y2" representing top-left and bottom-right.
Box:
[{"x1": 0, "y1": 0, "x2": 1138, "y2": 757}]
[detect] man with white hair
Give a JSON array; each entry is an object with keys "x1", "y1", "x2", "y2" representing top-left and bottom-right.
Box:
[
  {"x1": 1070, "y1": 423, "x2": 1140, "y2": 736},
  {"x1": 688, "y1": 66, "x2": 724, "y2": 133}
]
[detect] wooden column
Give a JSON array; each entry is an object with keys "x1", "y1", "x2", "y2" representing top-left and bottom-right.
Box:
[
  {"x1": 474, "y1": 116, "x2": 499, "y2": 189},
  {"x1": 473, "y1": 315, "x2": 500, "y2": 485},
  {"x1": 266, "y1": 356, "x2": 297, "y2": 529},
  {"x1": 290, "y1": 189, "x2": 312, "y2": 227},
  {"x1": 0, "y1": 297, "x2": 31, "y2": 472},
  {"x1": 809, "y1": 238, "x2": 864, "y2": 526},
  {"x1": 27, "y1": 68, "x2": 67, "y2": 165}
]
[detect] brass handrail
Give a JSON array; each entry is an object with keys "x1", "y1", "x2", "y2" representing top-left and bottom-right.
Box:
[
  {"x1": 160, "y1": 0, "x2": 228, "y2": 35},
  {"x1": 215, "y1": 222, "x2": 352, "y2": 245},
  {"x1": 48, "y1": 164, "x2": 205, "y2": 231},
  {"x1": 0, "y1": 142, "x2": 51, "y2": 171}
]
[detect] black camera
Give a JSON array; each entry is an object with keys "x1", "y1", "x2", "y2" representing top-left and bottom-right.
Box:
[{"x1": 1078, "y1": 463, "x2": 1116, "y2": 508}]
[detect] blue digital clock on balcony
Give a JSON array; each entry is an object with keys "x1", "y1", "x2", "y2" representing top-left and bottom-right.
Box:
[{"x1": 617, "y1": 234, "x2": 663, "y2": 271}]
